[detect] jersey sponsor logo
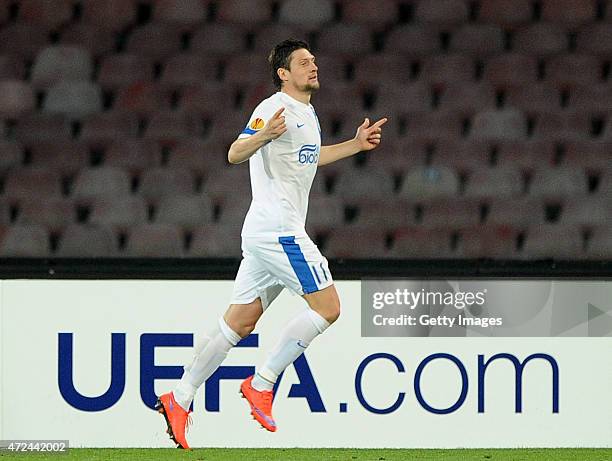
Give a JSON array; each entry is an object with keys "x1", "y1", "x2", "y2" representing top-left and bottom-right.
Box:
[
  {"x1": 250, "y1": 118, "x2": 265, "y2": 130},
  {"x1": 298, "y1": 144, "x2": 319, "y2": 164},
  {"x1": 297, "y1": 123, "x2": 305, "y2": 128}
]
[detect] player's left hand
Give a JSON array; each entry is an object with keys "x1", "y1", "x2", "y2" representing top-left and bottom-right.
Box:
[{"x1": 354, "y1": 117, "x2": 388, "y2": 151}]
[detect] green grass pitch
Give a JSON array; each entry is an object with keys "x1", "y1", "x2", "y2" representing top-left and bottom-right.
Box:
[{"x1": 0, "y1": 448, "x2": 611, "y2": 461}]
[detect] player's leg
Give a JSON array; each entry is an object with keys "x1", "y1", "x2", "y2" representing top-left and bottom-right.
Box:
[
  {"x1": 172, "y1": 300, "x2": 263, "y2": 411},
  {"x1": 157, "y1": 253, "x2": 277, "y2": 448},
  {"x1": 157, "y1": 301, "x2": 261, "y2": 449},
  {"x1": 243, "y1": 235, "x2": 338, "y2": 431},
  {"x1": 250, "y1": 285, "x2": 339, "y2": 393}
]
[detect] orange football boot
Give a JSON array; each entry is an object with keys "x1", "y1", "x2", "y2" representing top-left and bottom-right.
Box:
[
  {"x1": 240, "y1": 375, "x2": 277, "y2": 432},
  {"x1": 155, "y1": 392, "x2": 192, "y2": 449}
]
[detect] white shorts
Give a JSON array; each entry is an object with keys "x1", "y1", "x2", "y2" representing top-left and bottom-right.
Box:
[{"x1": 230, "y1": 234, "x2": 334, "y2": 310}]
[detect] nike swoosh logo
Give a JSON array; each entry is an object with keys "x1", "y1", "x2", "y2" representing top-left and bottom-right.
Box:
[
  {"x1": 253, "y1": 407, "x2": 276, "y2": 427},
  {"x1": 297, "y1": 123, "x2": 304, "y2": 128}
]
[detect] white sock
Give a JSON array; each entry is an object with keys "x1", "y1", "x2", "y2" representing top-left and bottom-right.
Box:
[
  {"x1": 251, "y1": 309, "x2": 330, "y2": 392},
  {"x1": 173, "y1": 317, "x2": 241, "y2": 411}
]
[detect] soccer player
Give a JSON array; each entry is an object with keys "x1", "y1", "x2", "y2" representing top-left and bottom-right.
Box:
[{"x1": 156, "y1": 39, "x2": 387, "y2": 449}]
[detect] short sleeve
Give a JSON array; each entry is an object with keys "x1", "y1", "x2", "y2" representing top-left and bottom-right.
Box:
[{"x1": 237, "y1": 99, "x2": 279, "y2": 139}]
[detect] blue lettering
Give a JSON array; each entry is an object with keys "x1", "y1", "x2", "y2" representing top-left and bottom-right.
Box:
[
  {"x1": 477, "y1": 353, "x2": 560, "y2": 413},
  {"x1": 355, "y1": 353, "x2": 405, "y2": 414},
  {"x1": 140, "y1": 333, "x2": 193, "y2": 410},
  {"x1": 281, "y1": 353, "x2": 326, "y2": 412},
  {"x1": 58, "y1": 332, "x2": 126, "y2": 412},
  {"x1": 414, "y1": 353, "x2": 468, "y2": 415}
]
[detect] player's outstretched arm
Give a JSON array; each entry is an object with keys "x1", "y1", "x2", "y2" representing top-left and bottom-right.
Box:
[
  {"x1": 228, "y1": 107, "x2": 287, "y2": 164},
  {"x1": 319, "y1": 117, "x2": 388, "y2": 166}
]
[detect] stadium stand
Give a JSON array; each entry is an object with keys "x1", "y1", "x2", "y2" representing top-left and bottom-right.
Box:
[{"x1": 0, "y1": 0, "x2": 609, "y2": 260}]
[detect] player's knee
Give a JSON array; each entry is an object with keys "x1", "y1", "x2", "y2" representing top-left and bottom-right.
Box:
[
  {"x1": 317, "y1": 298, "x2": 340, "y2": 324},
  {"x1": 326, "y1": 298, "x2": 341, "y2": 324}
]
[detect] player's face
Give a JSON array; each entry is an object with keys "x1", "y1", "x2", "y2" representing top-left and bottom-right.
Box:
[{"x1": 286, "y1": 48, "x2": 319, "y2": 93}]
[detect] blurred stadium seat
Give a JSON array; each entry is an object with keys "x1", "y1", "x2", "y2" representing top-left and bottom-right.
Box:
[
  {"x1": 160, "y1": 54, "x2": 219, "y2": 88},
  {"x1": 438, "y1": 82, "x2": 497, "y2": 116},
  {"x1": 0, "y1": 224, "x2": 50, "y2": 257},
  {"x1": 80, "y1": 112, "x2": 140, "y2": 148},
  {"x1": 486, "y1": 198, "x2": 546, "y2": 227},
  {"x1": 72, "y1": 167, "x2": 132, "y2": 203},
  {"x1": 316, "y1": 23, "x2": 373, "y2": 56},
  {"x1": 153, "y1": 0, "x2": 208, "y2": 29},
  {"x1": 0, "y1": 23, "x2": 48, "y2": 59},
  {"x1": 32, "y1": 46, "x2": 93, "y2": 89},
  {"x1": 104, "y1": 139, "x2": 160, "y2": 175},
  {"x1": 420, "y1": 54, "x2": 475, "y2": 87},
  {"x1": 216, "y1": 0, "x2": 273, "y2": 25},
  {"x1": 513, "y1": 23, "x2": 568, "y2": 57},
  {"x1": 415, "y1": 0, "x2": 468, "y2": 26},
  {"x1": 0, "y1": 140, "x2": 23, "y2": 172},
  {"x1": 333, "y1": 166, "x2": 396, "y2": 204},
  {"x1": 14, "y1": 114, "x2": 72, "y2": 143},
  {"x1": 341, "y1": 0, "x2": 398, "y2": 28},
  {"x1": 28, "y1": 140, "x2": 89, "y2": 175},
  {"x1": 449, "y1": 24, "x2": 505, "y2": 58},
  {"x1": 419, "y1": 198, "x2": 482, "y2": 228},
  {"x1": 279, "y1": 0, "x2": 335, "y2": 30},
  {"x1": 560, "y1": 197, "x2": 612, "y2": 228},
  {"x1": 60, "y1": 24, "x2": 116, "y2": 57},
  {"x1": 587, "y1": 226, "x2": 612, "y2": 259},
  {"x1": 464, "y1": 167, "x2": 524, "y2": 198},
  {"x1": 576, "y1": 24, "x2": 612, "y2": 57},
  {"x1": 89, "y1": 196, "x2": 148, "y2": 231},
  {"x1": 18, "y1": 0, "x2": 72, "y2": 30},
  {"x1": 0, "y1": 55, "x2": 25, "y2": 80},
  {"x1": 399, "y1": 166, "x2": 460, "y2": 200},
  {"x1": 484, "y1": 53, "x2": 539, "y2": 87},
  {"x1": 124, "y1": 223, "x2": 184, "y2": 257},
  {"x1": 155, "y1": 194, "x2": 214, "y2": 230},
  {"x1": 16, "y1": 197, "x2": 75, "y2": 232},
  {"x1": 325, "y1": 228, "x2": 389, "y2": 258},
  {"x1": 126, "y1": 23, "x2": 183, "y2": 61},
  {"x1": 529, "y1": 168, "x2": 588, "y2": 200},
  {"x1": 478, "y1": 0, "x2": 533, "y2": 27},
  {"x1": 522, "y1": 225, "x2": 584, "y2": 259},
  {"x1": 458, "y1": 225, "x2": 520, "y2": 258},
  {"x1": 81, "y1": 0, "x2": 138, "y2": 31},
  {"x1": 56, "y1": 224, "x2": 118, "y2": 257},
  {"x1": 384, "y1": 25, "x2": 441, "y2": 58},
  {"x1": 541, "y1": 0, "x2": 596, "y2": 26},
  {"x1": 43, "y1": 81, "x2": 103, "y2": 118},
  {"x1": 471, "y1": 109, "x2": 527, "y2": 141},
  {"x1": 188, "y1": 225, "x2": 242, "y2": 258},
  {"x1": 546, "y1": 54, "x2": 602, "y2": 89},
  {"x1": 190, "y1": 24, "x2": 246, "y2": 57},
  {"x1": 4, "y1": 168, "x2": 63, "y2": 202},
  {"x1": 138, "y1": 167, "x2": 195, "y2": 202},
  {"x1": 114, "y1": 82, "x2": 172, "y2": 116},
  {"x1": 0, "y1": 80, "x2": 35, "y2": 118},
  {"x1": 505, "y1": 84, "x2": 562, "y2": 115},
  {"x1": 98, "y1": 54, "x2": 154, "y2": 90},
  {"x1": 392, "y1": 227, "x2": 458, "y2": 259}
]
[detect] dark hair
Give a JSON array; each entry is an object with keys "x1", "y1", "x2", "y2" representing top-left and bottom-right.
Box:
[{"x1": 268, "y1": 39, "x2": 311, "y2": 90}]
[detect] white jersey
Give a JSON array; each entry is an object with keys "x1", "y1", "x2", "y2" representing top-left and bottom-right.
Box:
[{"x1": 237, "y1": 91, "x2": 321, "y2": 238}]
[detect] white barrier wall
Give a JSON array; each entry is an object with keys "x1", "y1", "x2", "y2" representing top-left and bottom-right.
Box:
[{"x1": 0, "y1": 280, "x2": 610, "y2": 448}]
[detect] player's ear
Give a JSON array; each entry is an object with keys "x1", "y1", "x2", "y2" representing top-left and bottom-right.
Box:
[{"x1": 277, "y1": 67, "x2": 288, "y2": 84}]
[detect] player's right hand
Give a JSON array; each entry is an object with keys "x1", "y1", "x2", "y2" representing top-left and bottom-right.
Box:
[{"x1": 260, "y1": 107, "x2": 287, "y2": 141}]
